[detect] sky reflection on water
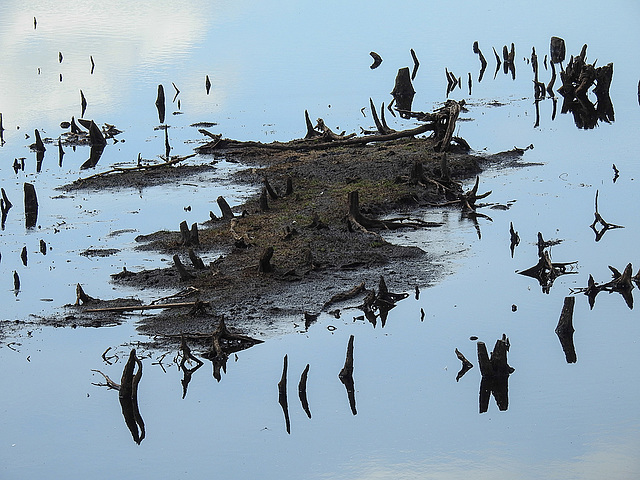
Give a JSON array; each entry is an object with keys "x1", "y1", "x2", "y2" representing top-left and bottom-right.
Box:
[{"x1": 1, "y1": 1, "x2": 640, "y2": 479}]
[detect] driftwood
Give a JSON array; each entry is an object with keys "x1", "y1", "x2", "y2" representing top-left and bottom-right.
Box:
[
  {"x1": 85, "y1": 301, "x2": 208, "y2": 313},
  {"x1": 347, "y1": 190, "x2": 441, "y2": 232},
  {"x1": 197, "y1": 100, "x2": 464, "y2": 154},
  {"x1": 322, "y1": 281, "x2": 367, "y2": 310},
  {"x1": 391, "y1": 67, "x2": 415, "y2": 115}
]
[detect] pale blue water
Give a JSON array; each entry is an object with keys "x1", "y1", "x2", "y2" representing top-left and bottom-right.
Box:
[{"x1": 1, "y1": 1, "x2": 640, "y2": 479}]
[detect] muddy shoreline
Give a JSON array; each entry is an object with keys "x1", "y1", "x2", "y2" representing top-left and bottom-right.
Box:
[{"x1": 58, "y1": 135, "x2": 527, "y2": 344}]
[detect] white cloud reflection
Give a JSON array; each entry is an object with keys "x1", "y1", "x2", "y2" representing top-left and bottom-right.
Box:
[
  {"x1": 0, "y1": 0, "x2": 224, "y2": 128},
  {"x1": 330, "y1": 434, "x2": 640, "y2": 480}
]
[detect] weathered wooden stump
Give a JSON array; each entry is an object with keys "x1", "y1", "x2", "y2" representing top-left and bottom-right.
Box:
[
  {"x1": 555, "y1": 296, "x2": 577, "y2": 363},
  {"x1": 477, "y1": 335, "x2": 514, "y2": 413},
  {"x1": 217, "y1": 196, "x2": 234, "y2": 220},
  {"x1": 391, "y1": 67, "x2": 415, "y2": 117},
  {"x1": 24, "y1": 182, "x2": 38, "y2": 228}
]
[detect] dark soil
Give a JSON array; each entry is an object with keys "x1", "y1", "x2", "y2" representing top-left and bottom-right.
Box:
[{"x1": 61, "y1": 135, "x2": 527, "y2": 344}]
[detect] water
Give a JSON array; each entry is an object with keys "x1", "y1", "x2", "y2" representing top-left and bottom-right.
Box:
[{"x1": 2, "y1": 1, "x2": 640, "y2": 479}]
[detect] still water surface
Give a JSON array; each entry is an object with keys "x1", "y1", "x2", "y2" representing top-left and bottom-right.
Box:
[{"x1": 1, "y1": 1, "x2": 640, "y2": 479}]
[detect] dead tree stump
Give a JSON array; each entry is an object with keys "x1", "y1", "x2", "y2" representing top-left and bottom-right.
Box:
[
  {"x1": 278, "y1": 354, "x2": 290, "y2": 434},
  {"x1": 298, "y1": 364, "x2": 311, "y2": 419},
  {"x1": 217, "y1": 196, "x2": 234, "y2": 220},
  {"x1": 391, "y1": 67, "x2": 416, "y2": 117},
  {"x1": 555, "y1": 296, "x2": 577, "y2": 363},
  {"x1": 24, "y1": 182, "x2": 38, "y2": 228},
  {"x1": 477, "y1": 334, "x2": 514, "y2": 413},
  {"x1": 173, "y1": 254, "x2": 195, "y2": 280},
  {"x1": 339, "y1": 335, "x2": 357, "y2": 415},
  {"x1": 258, "y1": 246, "x2": 274, "y2": 273}
]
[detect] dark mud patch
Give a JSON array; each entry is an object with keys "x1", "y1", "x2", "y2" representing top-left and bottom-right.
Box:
[{"x1": 60, "y1": 136, "x2": 532, "y2": 343}]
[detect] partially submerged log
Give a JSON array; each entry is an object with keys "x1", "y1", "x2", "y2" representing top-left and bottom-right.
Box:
[
  {"x1": 197, "y1": 99, "x2": 464, "y2": 153},
  {"x1": 347, "y1": 190, "x2": 441, "y2": 232}
]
